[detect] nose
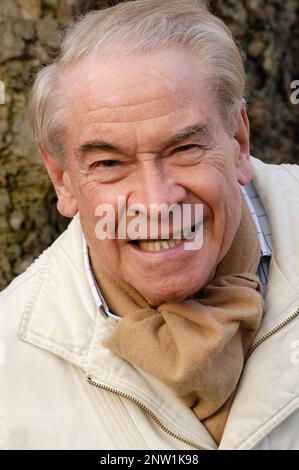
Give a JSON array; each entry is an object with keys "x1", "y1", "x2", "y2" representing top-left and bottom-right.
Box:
[{"x1": 128, "y1": 158, "x2": 187, "y2": 211}]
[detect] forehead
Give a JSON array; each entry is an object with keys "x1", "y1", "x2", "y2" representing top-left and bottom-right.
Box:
[{"x1": 59, "y1": 47, "x2": 219, "y2": 144}]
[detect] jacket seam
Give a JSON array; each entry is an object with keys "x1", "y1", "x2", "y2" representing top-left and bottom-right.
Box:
[
  {"x1": 22, "y1": 331, "x2": 87, "y2": 367},
  {"x1": 73, "y1": 367, "x2": 144, "y2": 449},
  {"x1": 74, "y1": 368, "x2": 149, "y2": 449},
  {"x1": 17, "y1": 248, "x2": 55, "y2": 342},
  {"x1": 0, "y1": 270, "x2": 40, "y2": 301}
]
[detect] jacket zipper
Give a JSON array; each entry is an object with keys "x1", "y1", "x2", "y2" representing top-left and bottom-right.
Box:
[
  {"x1": 86, "y1": 376, "x2": 205, "y2": 450},
  {"x1": 87, "y1": 306, "x2": 299, "y2": 449},
  {"x1": 248, "y1": 306, "x2": 299, "y2": 358}
]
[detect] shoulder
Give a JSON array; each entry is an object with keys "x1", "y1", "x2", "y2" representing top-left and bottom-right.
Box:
[
  {"x1": 0, "y1": 215, "x2": 83, "y2": 342},
  {"x1": 0, "y1": 219, "x2": 73, "y2": 330},
  {"x1": 251, "y1": 156, "x2": 299, "y2": 182},
  {"x1": 0, "y1": 246, "x2": 51, "y2": 337}
]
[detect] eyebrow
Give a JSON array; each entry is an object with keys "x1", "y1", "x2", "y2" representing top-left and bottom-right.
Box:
[
  {"x1": 164, "y1": 123, "x2": 211, "y2": 148},
  {"x1": 74, "y1": 122, "x2": 211, "y2": 161},
  {"x1": 75, "y1": 140, "x2": 121, "y2": 161}
]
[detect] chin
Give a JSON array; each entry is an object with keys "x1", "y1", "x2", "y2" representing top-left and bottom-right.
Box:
[{"x1": 141, "y1": 282, "x2": 204, "y2": 307}]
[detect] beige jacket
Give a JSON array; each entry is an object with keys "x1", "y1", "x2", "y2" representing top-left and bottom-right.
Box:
[{"x1": 1, "y1": 157, "x2": 299, "y2": 450}]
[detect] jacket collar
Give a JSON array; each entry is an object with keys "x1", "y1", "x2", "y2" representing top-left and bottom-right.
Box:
[{"x1": 18, "y1": 157, "x2": 299, "y2": 449}]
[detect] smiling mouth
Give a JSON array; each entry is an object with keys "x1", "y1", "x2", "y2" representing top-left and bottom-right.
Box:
[{"x1": 128, "y1": 222, "x2": 202, "y2": 252}]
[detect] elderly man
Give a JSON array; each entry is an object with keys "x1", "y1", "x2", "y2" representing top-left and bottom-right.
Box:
[{"x1": 1, "y1": 0, "x2": 299, "y2": 450}]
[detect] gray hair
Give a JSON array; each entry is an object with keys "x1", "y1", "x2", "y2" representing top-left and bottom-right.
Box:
[{"x1": 28, "y1": 0, "x2": 246, "y2": 165}]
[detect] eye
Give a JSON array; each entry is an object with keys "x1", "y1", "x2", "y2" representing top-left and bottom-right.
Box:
[
  {"x1": 173, "y1": 144, "x2": 199, "y2": 153},
  {"x1": 94, "y1": 160, "x2": 120, "y2": 168}
]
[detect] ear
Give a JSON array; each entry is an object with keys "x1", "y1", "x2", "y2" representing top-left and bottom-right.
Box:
[
  {"x1": 40, "y1": 148, "x2": 78, "y2": 217},
  {"x1": 233, "y1": 100, "x2": 252, "y2": 186}
]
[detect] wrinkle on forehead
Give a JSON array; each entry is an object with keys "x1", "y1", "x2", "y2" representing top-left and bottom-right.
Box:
[
  {"x1": 60, "y1": 47, "x2": 208, "y2": 112},
  {"x1": 60, "y1": 48, "x2": 219, "y2": 153},
  {"x1": 66, "y1": 82, "x2": 210, "y2": 133},
  {"x1": 81, "y1": 99, "x2": 188, "y2": 125},
  {"x1": 67, "y1": 76, "x2": 198, "y2": 123}
]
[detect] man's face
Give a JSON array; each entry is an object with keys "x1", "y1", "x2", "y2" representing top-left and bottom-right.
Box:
[{"x1": 54, "y1": 46, "x2": 251, "y2": 305}]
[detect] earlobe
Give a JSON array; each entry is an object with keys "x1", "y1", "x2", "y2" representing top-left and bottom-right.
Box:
[
  {"x1": 236, "y1": 157, "x2": 253, "y2": 186},
  {"x1": 56, "y1": 172, "x2": 79, "y2": 217},
  {"x1": 40, "y1": 148, "x2": 78, "y2": 218}
]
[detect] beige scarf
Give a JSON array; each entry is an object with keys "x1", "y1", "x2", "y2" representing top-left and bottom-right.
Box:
[{"x1": 94, "y1": 198, "x2": 264, "y2": 444}]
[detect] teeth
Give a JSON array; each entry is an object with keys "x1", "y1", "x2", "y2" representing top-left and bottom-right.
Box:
[
  {"x1": 154, "y1": 241, "x2": 162, "y2": 251},
  {"x1": 134, "y1": 222, "x2": 203, "y2": 252},
  {"x1": 161, "y1": 241, "x2": 170, "y2": 250},
  {"x1": 139, "y1": 238, "x2": 182, "y2": 251}
]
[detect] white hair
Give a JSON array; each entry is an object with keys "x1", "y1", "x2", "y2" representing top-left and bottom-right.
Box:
[{"x1": 28, "y1": 0, "x2": 246, "y2": 164}]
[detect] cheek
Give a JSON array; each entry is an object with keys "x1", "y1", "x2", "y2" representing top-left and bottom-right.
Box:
[
  {"x1": 184, "y1": 164, "x2": 242, "y2": 241},
  {"x1": 77, "y1": 191, "x2": 102, "y2": 230},
  {"x1": 186, "y1": 169, "x2": 227, "y2": 210},
  {"x1": 192, "y1": 159, "x2": 240, "y2": 203},
  {"x1": 76, "y1": 177, "x2": 116, "y2": 216}
]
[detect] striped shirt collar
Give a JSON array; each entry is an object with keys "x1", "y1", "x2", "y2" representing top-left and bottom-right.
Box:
[{"x1": 241, "y1": 183, "x2": 272, "y2": 257}]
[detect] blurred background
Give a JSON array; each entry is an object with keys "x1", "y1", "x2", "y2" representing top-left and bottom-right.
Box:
[{"x1": 0, "y1": 0, "x2": 298, "y2": 290}]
